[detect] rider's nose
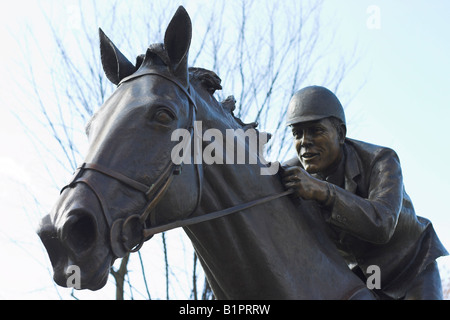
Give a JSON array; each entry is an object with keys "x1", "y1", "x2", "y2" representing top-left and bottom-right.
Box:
[
  {"x1": 300, "y1": 131, "x2": 314, "y2": 148},
  {"x1": 295, "y1": 132, "x2": 313, "y2": 152}
]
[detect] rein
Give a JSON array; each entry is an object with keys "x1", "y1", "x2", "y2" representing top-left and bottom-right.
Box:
[
  {"x1": 61, "y1": 71, "x2": 293, "y2": 258},
  {"x1": 141, "y1": 189, "x2": 294, "y2": 238}
]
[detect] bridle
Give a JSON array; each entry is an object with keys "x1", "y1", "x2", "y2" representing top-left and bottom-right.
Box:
[{"x1": 61, "y1": 70, "x2": 293, "y2": 258}]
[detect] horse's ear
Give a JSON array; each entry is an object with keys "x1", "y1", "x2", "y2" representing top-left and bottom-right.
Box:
[
  {"x1": 164, "y1": 6, "x2": 192, "y2": 87},
  {"x1": 99, "y1": 28, "x2": 136, "y2": 85}
]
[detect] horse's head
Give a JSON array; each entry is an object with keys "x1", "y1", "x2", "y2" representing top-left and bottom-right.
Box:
[{"x1": 37, "y1": 6, "x2": 203, "y2": 290}]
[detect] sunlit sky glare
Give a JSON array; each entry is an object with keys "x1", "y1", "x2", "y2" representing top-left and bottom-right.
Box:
[{"x1": 0, "y1": 0, "x2": 449, "y2": 299}]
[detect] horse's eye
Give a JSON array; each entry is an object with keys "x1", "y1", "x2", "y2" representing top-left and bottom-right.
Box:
[{"x1": 154, "y1": 109, "x2": 175, "y2": 125}]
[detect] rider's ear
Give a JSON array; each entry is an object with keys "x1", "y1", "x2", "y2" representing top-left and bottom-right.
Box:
[
  {"x1": 164, "y1": 6, "x2": 192, "y2": 87},
  {"x1": 339, "y1": 124, "x2": 347, "y2": 144},
  {"x1": 99, "y1": 28, "x2": 136, "y2": 85}
]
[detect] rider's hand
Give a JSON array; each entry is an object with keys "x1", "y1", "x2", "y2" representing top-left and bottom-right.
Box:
[{"x1": 280, "y1": 166, "x2": 329, "y2": 204}]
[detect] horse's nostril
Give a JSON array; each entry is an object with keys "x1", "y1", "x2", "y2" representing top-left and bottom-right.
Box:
[{"x1": 62, "y1": 212, "x2": 98, "y2": 254}]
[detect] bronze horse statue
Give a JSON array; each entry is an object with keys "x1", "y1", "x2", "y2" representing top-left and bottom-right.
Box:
[{"x1": 37, "y1": 6, "x2": 376, "y2": 299}]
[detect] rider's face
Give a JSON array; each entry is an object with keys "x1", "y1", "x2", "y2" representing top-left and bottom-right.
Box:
[{"x1": 292, "y1": 118, "x2": 345, "y2": 176}]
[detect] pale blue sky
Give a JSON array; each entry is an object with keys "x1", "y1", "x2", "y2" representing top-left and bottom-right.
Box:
[{"x1": 0, "y1": 1, "x2": 448, "y2": 299}]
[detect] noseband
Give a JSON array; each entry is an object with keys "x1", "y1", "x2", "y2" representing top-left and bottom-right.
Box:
[{"x1": 61, "y1": 71, "x2": 293, "y2": 258}]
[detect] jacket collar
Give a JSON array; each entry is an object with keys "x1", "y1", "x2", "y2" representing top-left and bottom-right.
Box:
[{"x1": 343, "y1": 141, "x2": 361, "y2": 194}]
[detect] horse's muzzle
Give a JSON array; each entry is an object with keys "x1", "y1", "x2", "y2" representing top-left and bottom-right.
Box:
[{"x1": 36, "y1": 183, "x2": 112, "y2": 290}]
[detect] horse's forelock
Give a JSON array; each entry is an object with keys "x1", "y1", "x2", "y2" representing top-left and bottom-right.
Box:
[
  {"x1": 188, "y1": 67, "x2": 222, "y2": 94},
  {"x1": 136, "y1": 44, "x2": 171, "y2": 70}
]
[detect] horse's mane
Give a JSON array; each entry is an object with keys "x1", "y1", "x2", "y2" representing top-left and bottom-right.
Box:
[{"x1": 188, "y1": 67, "x2": 258, "y2": 131}]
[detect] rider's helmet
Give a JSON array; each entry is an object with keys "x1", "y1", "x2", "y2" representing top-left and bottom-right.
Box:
[{"x1": 286, "y1": 86, "x2": 346, "y2": 126}]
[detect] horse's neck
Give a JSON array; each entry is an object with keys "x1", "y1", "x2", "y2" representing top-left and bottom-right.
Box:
[
  {"x1": 193, "y1": 102, "x2": 279, "y2": 210},
  {"x1": 185, "y1": 160, "x2": 338, "y2": 298},
  {"x1": 186, "y1": 162, "x2": 291, "y2": 296},
  {"x1": 200, "y1": 162, "x2": 280, "y2": 212}
]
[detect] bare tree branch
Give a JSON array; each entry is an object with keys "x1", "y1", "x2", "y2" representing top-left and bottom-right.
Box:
[{"x1": 110, "y1": 253, "x2": 130, "y2": 300}]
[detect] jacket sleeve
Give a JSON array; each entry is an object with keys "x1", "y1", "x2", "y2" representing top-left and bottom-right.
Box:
[{"x1": 326, "y1": 149, "x2": 404, "y2": 244}]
